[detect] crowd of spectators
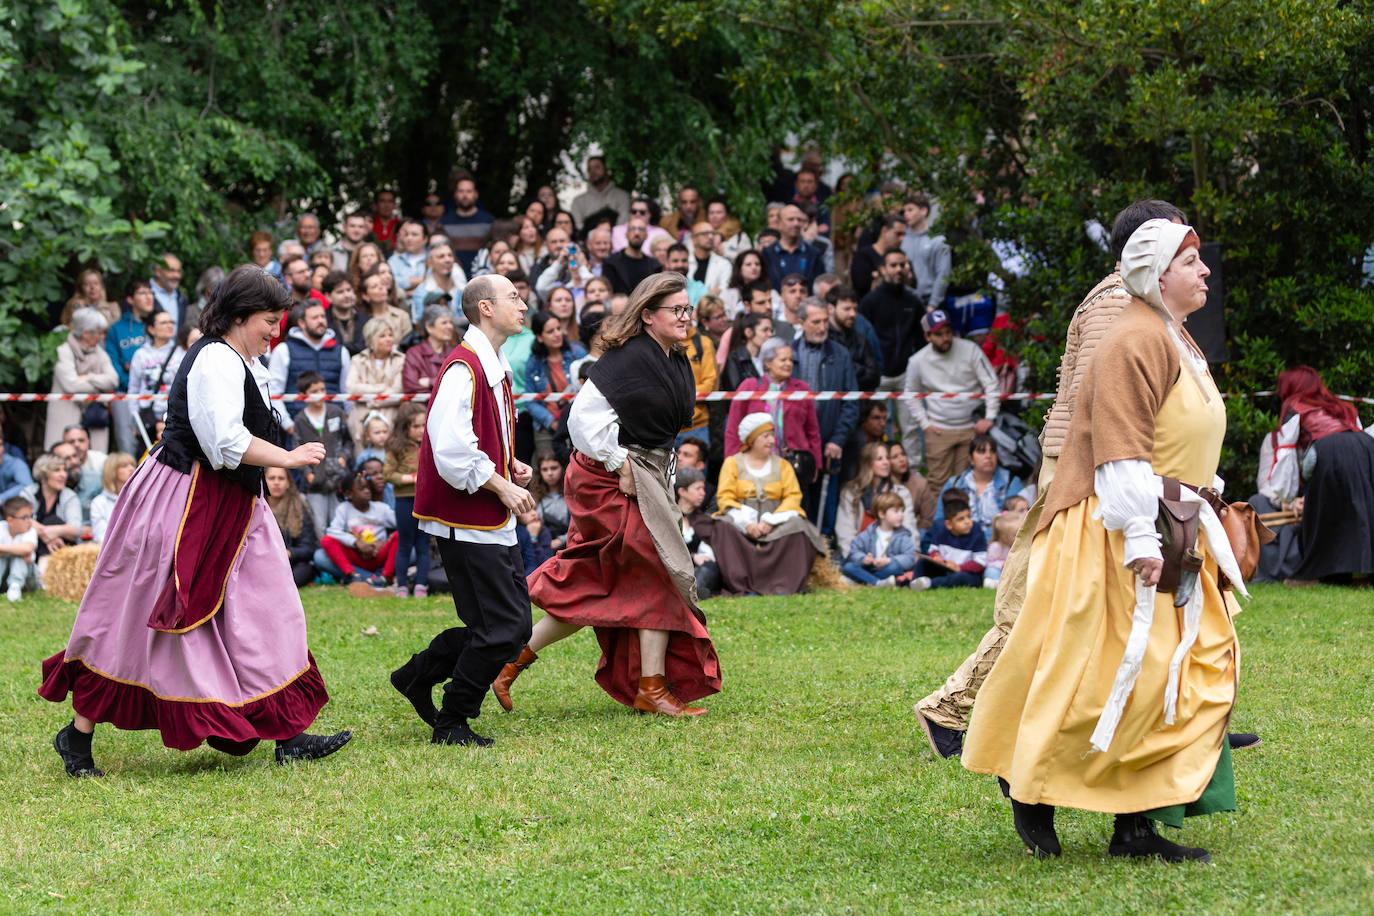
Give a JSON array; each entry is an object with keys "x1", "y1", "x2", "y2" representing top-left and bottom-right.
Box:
[{"x1": 12, "y1": 152, "x2": 1060, "y2": 601}]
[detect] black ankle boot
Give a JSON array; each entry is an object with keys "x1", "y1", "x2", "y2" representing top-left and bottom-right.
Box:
[
  {"x1": 1108, "y1": 814, "x2": 1212, "y2": 863},
  {"x1": 274, "y1": 730, "x2": 353, "y2": 764},
  {"x1": 1010, "y1": 797, "x2": 1061, "y2": 858},
  {"x1": 431, "y1": 719, "x2": 494, "y2": 748},
  {"x1": 390, "y1": 654, "x2": 440, "y2": 726},
  {"x1": 53, "y1": 721, "x2": 104, "y2": 778}
]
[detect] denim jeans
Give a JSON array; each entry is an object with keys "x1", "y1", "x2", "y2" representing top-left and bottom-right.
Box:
[{"x1": 842, "y1": 558, "x2": 906, "y2": 585}]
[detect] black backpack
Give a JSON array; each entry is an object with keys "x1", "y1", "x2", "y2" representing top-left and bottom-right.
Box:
[{"x1": 988, "y1": 412, "x2": 1041, "y2": 482}]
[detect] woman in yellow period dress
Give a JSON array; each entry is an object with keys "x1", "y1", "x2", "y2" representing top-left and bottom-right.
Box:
[{"x1": 962, "y1": 219, "x2": 1247, "y2": 864}]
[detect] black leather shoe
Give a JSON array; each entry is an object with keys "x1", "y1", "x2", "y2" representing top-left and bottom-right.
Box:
[
  {"x1": 274, "y1": 730, "x2": 353, "y2": 764},
  {"x1": 915, "y1": 708, "x2": 965, "y2": 759},
  {"x1": 391, "y1": 655, "x2": 439, "y2": 726},
  {"x1": 1228, "y1": 732, "x2": 1261, "y2": 750},
  {"x1": 1011, "y1": 798, "x2": 1061, "y2": 858},
  {"x1": 1109, "y1": 814, "x2": 1212, "y2": 863},
  {"x1": 431, "y1": 720, "x2": 494, "y2": 747},
  {"x1": 53, "y1": 721, "x2": 104, "y2": 778}
]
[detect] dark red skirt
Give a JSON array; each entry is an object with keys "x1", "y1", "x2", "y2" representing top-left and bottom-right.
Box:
[{"x1": 527, "y1": 453, "x2": 721, "y2": 706}]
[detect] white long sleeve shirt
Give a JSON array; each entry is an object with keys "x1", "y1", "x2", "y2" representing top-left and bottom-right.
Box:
[
  {"x1": 903, "y1": 337, "x2": 1001, "y2": 431},
  {"x1": 188, "y1": 343, "x2": 274, "y2": 471},
  {"x1": 568, "y1": 380, "x2": 628, "y2": 471},
  {"x1": 418, "y1": 327, "x2": 517, "y2": 546}
]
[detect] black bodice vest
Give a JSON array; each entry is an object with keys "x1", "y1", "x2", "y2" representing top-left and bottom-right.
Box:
[{"x1": 155, "y1": 337, "x2": 286, "y2": 493}]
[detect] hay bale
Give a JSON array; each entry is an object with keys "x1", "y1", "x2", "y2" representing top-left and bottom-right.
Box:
[
  {"x1": 806, "y1": 549, "x2": 852, "y2": 593},
  {"x1": 44, "y1": 543, "x2": 101, "y2": 603}
]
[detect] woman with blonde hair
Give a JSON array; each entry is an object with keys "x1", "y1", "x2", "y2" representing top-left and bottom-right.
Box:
[
  {"x1": 345, "y1": 316, "x2": 406, "y2": 442},
  {"x1": 89, "y1": 452, "x2": 137, "y2": 543},
  {"x1": 834, "y1": 441, "x2": 918, "y2": 556},
  {"x1": 61, "y1": 269, "x2": 121, "y2": 328},
  {"x1": 497, "y1": 272, "x2": 722, "y2": 718}
]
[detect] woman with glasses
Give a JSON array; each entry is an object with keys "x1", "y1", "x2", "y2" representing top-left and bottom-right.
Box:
[{"x1": 495, "y1": 273, "x2": 722, "y2": 718}]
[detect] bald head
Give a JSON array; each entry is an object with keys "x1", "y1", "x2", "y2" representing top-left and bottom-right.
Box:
[{"x1": 780, "y1": 205, "x2": 806, "y2": 243}]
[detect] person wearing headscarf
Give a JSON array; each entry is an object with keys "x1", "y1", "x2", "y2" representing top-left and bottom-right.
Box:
[
  {"x1": 704, "y1": 413, "x2": 827, "y2": 596},
  {"x1": 962, "y1": 218, "x2": 1248, "y2": 864},
  {"x1": 493, "y1": 273, "x2": 722, "y2": 718},
  {"x1": 1275, "y1": 365, "x2": 1374, "y2": 582}
]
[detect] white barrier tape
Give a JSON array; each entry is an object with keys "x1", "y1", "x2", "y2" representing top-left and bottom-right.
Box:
[{"x1": 4, "y1": 389, "x2": 1371, "y2": 405}]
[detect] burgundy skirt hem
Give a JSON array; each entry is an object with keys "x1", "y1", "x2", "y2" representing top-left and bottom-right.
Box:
[
  {"x1": 529, "y1": 455, "x2": 722, "y2": 707},
  {"x1": 39, "y1": 651, "x2": 329, "y2": 754}
]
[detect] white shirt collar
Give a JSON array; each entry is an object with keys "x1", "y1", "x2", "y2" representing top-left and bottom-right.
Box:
[{"x1": 461, "y1": 326, "x2": 513, "y2": 389}]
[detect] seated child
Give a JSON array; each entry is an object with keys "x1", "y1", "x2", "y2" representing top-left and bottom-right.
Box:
[
  {"x1": 1002, "y1": 493, "x2": 1029, "y2": 513},
  {"x1": 674, "y1": 467, "x2": 721, "y2": 600},
  {"x1": 530, "y1": 450, "x2": 569, "y2": 551},
  {"x1": 912, "y1": 489, "x2": 988, "y2": 591},
  {"x1": 841, "y1": 490, "x2": 917, "y2": 587},
  {"x1": 1, "y1": 496, "x2": 39, "y2": 601},
  {"x1": 292, "y1": 371, "x2": 355, "y2": 530},
  {"x1": 516, "y1": 508, "x2": 555, "y2": 576},
  {"x1": 982, "y1": 510, "x2": 1024, "y2": 587},
  {"x1": 318, "y1": 470, "x2": 399, "y2": 589},
  {"x1": 384, "y1": 403, "x2": 429, "y2": 597}
]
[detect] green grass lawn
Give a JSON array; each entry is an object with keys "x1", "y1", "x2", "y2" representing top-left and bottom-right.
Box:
[{"x1": 1, "y1": 583, "x2": 1371, "y2": 914}]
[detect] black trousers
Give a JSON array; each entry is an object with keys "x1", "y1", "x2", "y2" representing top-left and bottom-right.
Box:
[{"x1": 421, "y1": 539, "x2": 532, "y2": 723}]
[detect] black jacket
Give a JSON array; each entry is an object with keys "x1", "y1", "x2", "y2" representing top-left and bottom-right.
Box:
[
  {"x1": 859, "y1": 283, "x2": 923, "y2": 376},
  {"x1": 720, "y1": 346, "x2": 761, "y2": 392},
  {"x1": 602, "y1": 250, "x2": 659, "y2": 295},
  {"x1": 830, "y1": 321, "x2": 881, "y2": 391}
]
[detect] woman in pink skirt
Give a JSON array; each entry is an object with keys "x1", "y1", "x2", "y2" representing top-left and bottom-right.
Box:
[{"x1": 40, "y1": 265, "x2": 352, "y2": 777}]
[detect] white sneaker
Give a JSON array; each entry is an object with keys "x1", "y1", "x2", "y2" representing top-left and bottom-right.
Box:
[
  {"x1": 909, "y1": 576, "x2": 932, "y2": 591},
  {"x1": 875, "y1": 576, "x2": 895, "y2": 588},
  {"x1": 6, "y1": 583, "x2": 21, "y2": 602}
]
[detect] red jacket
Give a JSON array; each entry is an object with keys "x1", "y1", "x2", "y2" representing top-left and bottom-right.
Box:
[{"x1": 724, "y1": 376, "x2": 822, "y2": 469}]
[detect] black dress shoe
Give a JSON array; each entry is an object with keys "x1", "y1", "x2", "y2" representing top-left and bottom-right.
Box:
[
  {"x1": 1108, "y1": 814, "x2": 1212, "y2": 863},
  {"x1": 53, "y1": 721, "x2": 104, "y2": 778},
  {"x1": 1011, "y1": 797, "x2": 1061, "y2": 858},
  {"x1": 391, "y1": 655, "x2": 439, "y2": 726},
  {"x1": 274, "y1": 730, "x2": 353, "y2": 764},
  {"x1": 1228, "y1": 732, "x2": 1261, "y2": 750},
  {"x1": 915, "y1": 708, "x2": 965, "y2": 759},
  {"x1": 431, "y1": 720, "x2": 494, "y2": 747}
]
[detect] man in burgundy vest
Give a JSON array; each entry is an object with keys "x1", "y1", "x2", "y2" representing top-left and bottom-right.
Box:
[{"x1": 390, "y1": 274, "x2": 536, "y2": 747}]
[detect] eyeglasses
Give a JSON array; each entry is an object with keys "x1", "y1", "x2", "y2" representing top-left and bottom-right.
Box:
[
  {"x1": 483, "y1": 293, "x2": 524, "y2": 305},
  {"x1": 8, "y1": 513, "x2": 33, "y2": 521},
  {"x1": 656, "y1": 305, "x2": 694, "y2": 319},
  {"x1": 630, "y1": 207, "x2": 650, "y2": 215}
]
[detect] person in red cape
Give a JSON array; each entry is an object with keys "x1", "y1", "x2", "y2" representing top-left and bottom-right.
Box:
[
  {"x1": 493, "y1": 271, "x2": 722, "y2": 717},
  {"x1": 39, "y1": 264, "x2": 351, "y2": 777},
  {"x1": 388, "y1": 273, "x2": 537, "y2": 748}
]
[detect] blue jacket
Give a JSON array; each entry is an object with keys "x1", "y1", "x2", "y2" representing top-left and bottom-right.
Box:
[
  {"x1": 524, "y1": 342, "x2": 588, "y2": 430},
  {"x1": 0, "y1": 444, "x2": 34, "y2": 503},
  {"x1": 846, "y1": 521, "x2": 917, "y2": 571},
  {"x1": 105, "y1": 311, "x2": 148, "y2": 390},
  {"x1": 790, "y1": 335, "x2": 859, "y2": 453},
  {"x1": 921, "y1": 521, "x2": 989, "y2": 573}
]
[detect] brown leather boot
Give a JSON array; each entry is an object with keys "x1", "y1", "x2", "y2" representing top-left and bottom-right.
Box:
[
  {"x1": 490, "y1": 646, "x2": 538, "y2": 711},
  {"x1": 632, "y1": 674, "x2": 708, "y2": 717}
]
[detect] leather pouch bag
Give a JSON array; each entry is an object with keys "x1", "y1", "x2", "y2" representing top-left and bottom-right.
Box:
[{"x1": 1155, "y1": 477, "x2": 1202, "y2": 594}]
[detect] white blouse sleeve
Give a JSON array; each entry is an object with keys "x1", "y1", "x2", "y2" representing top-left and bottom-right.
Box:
[
  {"x1": 568, "y1": 380, "x2": 628, "y2": 471},
  {"x1": 188, "y1": 344, "x2": 254, "y2": 470},
  {"x1": 1093, "y1": 458, "x2": 1160, "y2": 566},
  {"x1": 427, "y1": 362, "x2": 496, "y2": 493}
]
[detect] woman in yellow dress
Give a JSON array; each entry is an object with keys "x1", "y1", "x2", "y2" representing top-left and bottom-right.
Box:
[
  {"x1": 962, "y1": 219, "x2": 1249, "y2": 863},
  {"x1": 709, "y1": 413, "x2": 827, "y2": 595}
]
